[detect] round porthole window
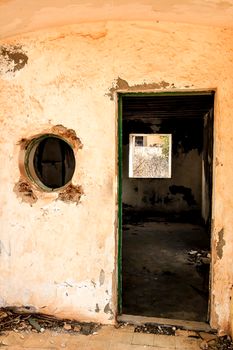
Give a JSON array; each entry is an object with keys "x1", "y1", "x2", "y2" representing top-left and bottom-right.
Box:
[{"x1": 25, "y1": 135, "x2": 75, "y2": 191}]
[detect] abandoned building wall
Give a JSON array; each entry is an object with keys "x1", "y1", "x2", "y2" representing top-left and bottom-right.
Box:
[
  {"x1": 0, "y1": 21, "x2": 233, "y2": 332},
  {"x1": 122, "y1": 117, "x2": 203, "y2": 214}
]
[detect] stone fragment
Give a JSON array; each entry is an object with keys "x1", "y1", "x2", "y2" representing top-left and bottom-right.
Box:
[
  {"x1": 200, "y1": 340, "x2": 208, "y2": 349},
  {"x1": 63, "y1": 323, "x2": 72, "y2": 331},
  {"x1": 73, "y1": 325, "x2": 81, "y2": 332},
  {"x1": 199, "y1": 332, "x2": 217, "y2": 342}
]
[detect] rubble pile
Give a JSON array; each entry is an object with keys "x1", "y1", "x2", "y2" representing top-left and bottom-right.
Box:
[
  {"x1": 187, "y1": 249, "x2": 211, "y2": 265},
  {"x1": 207, "y1": 336, "x2": 233, "y2": 350},
  {"x1": 134, "y1": 323, "x2": 176, "y2": 335}
]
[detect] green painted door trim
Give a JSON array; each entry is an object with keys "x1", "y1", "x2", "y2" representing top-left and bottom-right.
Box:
[
  {"x1": 117, "y1": 94, "x2": 123, "y2": 314},
  {"x1": 119, "y1": 90, "x2": 215, "y2": 97}
]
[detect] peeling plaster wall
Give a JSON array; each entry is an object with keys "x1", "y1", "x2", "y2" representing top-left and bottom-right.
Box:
[{"x1": 0, "y1": 21, "x2": 233, "y2": 332}]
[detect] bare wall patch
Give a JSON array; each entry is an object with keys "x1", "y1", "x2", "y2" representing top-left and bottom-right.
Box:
[
  {"x1": 216, "y1": 228, "x2": 225, "y2": 259},
  {"x1": 107, "y1": 77, "x2": 171, "y2": 100},
  {"x1": 0, "y1": 45, "x2": 28, "y2": 75}
]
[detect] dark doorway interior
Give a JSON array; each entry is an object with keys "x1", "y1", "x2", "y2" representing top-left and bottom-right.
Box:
[{"x1": 121, "y1": 93, "x2": 214, "y2": 322}]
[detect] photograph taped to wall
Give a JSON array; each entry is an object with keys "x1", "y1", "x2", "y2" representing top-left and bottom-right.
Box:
[{"x1": 129, "y1": 134, "x2": 172, "y2": 178}]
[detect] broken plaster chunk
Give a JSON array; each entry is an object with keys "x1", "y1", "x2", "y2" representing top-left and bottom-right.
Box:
[
  {"x1": 73, "y1": 325, "x2": 81, "y2": 332},
  {"x1": 199, "y1": 332, "x2": 217, "y2": 342},
  {"x1": 0, "y1": 311, "x2": 8, "y2": 319},
  {"x1": 0, "y1": 341, "x2": 8, "y2": 346},
  {"x1": 63, "y1": 323, "x2": 72, "y2": 331},
  {"x1": 189, "y1": 250, "x2": 198, "y2": 255},
  {"x1": 200, "y1": 340, "x2": 208, "y2": 349}
]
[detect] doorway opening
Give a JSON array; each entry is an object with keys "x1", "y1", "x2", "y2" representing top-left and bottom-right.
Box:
[{"x1": 118, "y1": 92, "x2": 214, "y2": 322}]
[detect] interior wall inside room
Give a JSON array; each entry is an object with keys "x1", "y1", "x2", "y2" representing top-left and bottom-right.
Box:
[{"x1": 122, "y1": 114, "x2": 204, "y2": 216}]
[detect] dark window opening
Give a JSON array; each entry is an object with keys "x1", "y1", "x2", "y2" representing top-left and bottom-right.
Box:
[{"x1": 26, "y1": 135, "x2": 75, "y2": 190}]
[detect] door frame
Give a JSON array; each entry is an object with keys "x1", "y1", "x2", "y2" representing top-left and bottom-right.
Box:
[{"x1": 117, "y1": 90, "x2": 215, "y2": 322}]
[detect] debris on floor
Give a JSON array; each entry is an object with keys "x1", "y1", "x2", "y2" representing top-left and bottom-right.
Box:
[
  {"x1": 187, "y1": 249, "x2": 210, "y2": 293},
  {"x1": 134, "y1": 323, "x2": 176, "y2": 335},
  {"x1": 205, "y1": 336, "x2": 233, "y2": 350},
  {"x1": 187, "y1": 249, "x2": 211, "y2": 266},
  {"x1": 133, "y1": 322, "x2": 233, "y2": 350},
  {"x1": 0, "y1": 307, "x2": 100, "y2": 335}
]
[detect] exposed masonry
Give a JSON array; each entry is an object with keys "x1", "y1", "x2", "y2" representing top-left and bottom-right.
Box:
[
  {"x1": 50, "y1": 125, "x2": 83, "y2": 151},
  {"x1": 14, "y1": 178, "x2": 38, "y2": 205},
  {"x1": 57, "y1": 184, "x2": 83, "y2": 204},
  {"x1": 14, "y1": 125, "x2": 83, "y2": 205}
]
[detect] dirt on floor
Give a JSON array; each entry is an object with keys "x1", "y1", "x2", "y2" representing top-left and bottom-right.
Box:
[{"x1": 0, "y1": 308, "x2": 233, "y2": 349}]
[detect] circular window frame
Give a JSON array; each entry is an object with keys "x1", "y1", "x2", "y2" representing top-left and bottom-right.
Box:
[{"x1": 24, "y1": 133, "x2": 76, "y2": 192}]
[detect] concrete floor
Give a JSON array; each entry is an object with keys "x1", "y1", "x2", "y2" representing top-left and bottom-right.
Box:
[
  {"x1": 122, "y1": 221, "x2": 210, "y2": 321},
  {"x1": 0, "y1": 325, "x2": 206, "y2": 349}
]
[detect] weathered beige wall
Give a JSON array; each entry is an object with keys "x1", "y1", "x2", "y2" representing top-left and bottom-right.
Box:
[
  {"x1": 0, "y1": 20, "x2": 233, "y2": 332},
  {"x1": 1, "y1": 0, "x2": 233, "y2": 39}
]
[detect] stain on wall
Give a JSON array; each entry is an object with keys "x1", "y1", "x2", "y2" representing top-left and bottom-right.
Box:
[
  {"x1": 104, "y1": 302, "x2": 114, "y2": 319},
  {"x1": 99, "y1": 269, "x2": 105, "y2": 286},
  {"x1": 216, "y1": 228, "x2": 225, "y2": 259},
  {"x1": 0, "y1": 240, "x2": 11, "y2": 257},
  {"x1": 95, "y1": 303, "x2": 100, "y2": 313},
  {"x1": 169, "y1": 185, "x2": 196, "y2": 206}
]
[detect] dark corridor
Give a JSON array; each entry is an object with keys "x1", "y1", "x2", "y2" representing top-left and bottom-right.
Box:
[{"x1": 120, "y1": 93, "x2": 214, "y2": 322}]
